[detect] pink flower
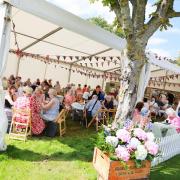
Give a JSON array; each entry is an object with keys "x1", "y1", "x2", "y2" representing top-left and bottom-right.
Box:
[
  {"x1": 145, "y1": 141, "x2": 158, "y2": 156},
  {"x1": 133, "y1": 128, "x2": 147, "y2": 141},
  {"x1": 116, "y1": 129, "x2": 131, "y2": 143},
  {"x1": 115, "y1": 145, "x2": 130, "y2": 162}
]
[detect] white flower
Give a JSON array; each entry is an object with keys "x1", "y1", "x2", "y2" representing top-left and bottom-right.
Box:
[
  {"x1": 146, "y1": 132, "x2": 155, "y2": 142},
  {"x1": 135, "y1": 145, "x2": 147, "y2": 160},
  {"x1": 105, "y1": 136, "x2": 119, "y2": 147},
  {"x1": 128, "y1": 137, "x2": 141, "y2": 149}
]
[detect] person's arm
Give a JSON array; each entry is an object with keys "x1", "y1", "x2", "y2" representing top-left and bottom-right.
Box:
[
  {"x1": 42, "y1": 99, "x2": 55, "y2": 110},
  {"x1": 176, "y1": 102, "x2": 180, "y2": 116},
  {"x1": 5, "y1": 93, "x2": 14, "y2": 106}
]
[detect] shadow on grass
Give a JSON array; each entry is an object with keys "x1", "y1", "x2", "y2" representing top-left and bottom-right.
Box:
[
  {"x1": 1, "y1": 120, "x2": 97, "y2": 162},
  {"x1": 1, "y1": 120, "x2": 98, "y2": 162},
  {"x1": 150, "y1": 155, "x2": 180, "y2": 180},
  {"x1": 0, "y1": 143, "x2": 95, "y2": 162}
]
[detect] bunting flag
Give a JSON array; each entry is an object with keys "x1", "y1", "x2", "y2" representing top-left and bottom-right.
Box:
[
  {"x1": 9, "y1": 49, "x2": 121, "y2": 81},
  {"x1": 148, "y1": 80, "x2": 180, "y2": 87}
]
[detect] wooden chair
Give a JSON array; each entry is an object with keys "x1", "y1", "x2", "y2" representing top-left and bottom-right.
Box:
[
  {"x1": 107, "y1": 109, "x2": 117, "y2": 124},
  {"x1": 9, "y1": 108, "x2": 32, "y2": 141},
  {"x1": 87, "y1": 109, "x2": 109, "y2": 131},
  {"x1": 56, "y1": 109, "x2": 68, "y2": 136}
]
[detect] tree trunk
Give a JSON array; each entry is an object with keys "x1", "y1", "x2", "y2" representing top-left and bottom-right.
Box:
[{"x1": 114, "y1": 49, "x2": 145, "y2": 124}]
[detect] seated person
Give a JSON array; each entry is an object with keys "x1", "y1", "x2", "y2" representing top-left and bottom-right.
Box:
[
  {"x1": 64, "y1": 89, "x2": 76, "y2": 110},
  {"x1": 150, "y1": 97, "x2": 159, "y2": 116},
  {"x1": 143, "y1": 98, "x2": 150, "y2": 110},
  {"x1": 82, "y1": 92, "x2": 90, "y2": 104},
  {"x1": 132, "y1": 102, "x2": 144, "y2": 124},
  {"x1": 41, "y1": 89, "x2": 60, "y2": 137},
  {"x1": 4, "y1": 85, "x2": 17, "y2": 128},
  {"x1": 85, "y1": 95, "x2": 101, "y2": 121},
  {"x1": 165, "y1": 108, "x2": 180, "y2": 133},
  {"x1": 41, "y1": 89, "x2": 60, "y2": 122},
  {"x1": 89, "y1": 85, "x2": 104, "y2": 101},
  {"x1": 30, "y1": 86, "x2": 45, "y2": 135},
  {"x1": 5, "y1": 85, "x2": 17, "y2": 109},
  {"x1": 140, "y1": 107, "x2": 152, "y2": 130},
  {"x1": 103, "y1": 95, "x2": 114, "y2": 109},
  {"x1": 76, "y1": 84, "x2": 82, "y2": 96},
  {"x1": 176, "y1": 101, "x2": 180, "y2": 117},
  {"x1": 76, "y1": 93, "x2": 84, "y2": 103}
]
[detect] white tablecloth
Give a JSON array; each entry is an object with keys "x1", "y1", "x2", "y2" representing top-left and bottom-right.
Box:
[
  {"x1": 71, "y1": 102, "x2": 85, "y2": 111},
  {"x1": 152, "y1": 122, "x2": 177, "y2": 138}
]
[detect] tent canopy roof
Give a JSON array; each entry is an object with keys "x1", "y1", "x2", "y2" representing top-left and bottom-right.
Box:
[{"x1": 3, "y1": 0, "x2": 180, "y2": 74}]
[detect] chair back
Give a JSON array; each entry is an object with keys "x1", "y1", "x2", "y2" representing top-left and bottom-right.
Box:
[
  {"x1": 12, "y1": 108, "x2": 32, "y2": 121},
  {"x1": 56, "y1": 109, "x2": 68, "y2": 123}
]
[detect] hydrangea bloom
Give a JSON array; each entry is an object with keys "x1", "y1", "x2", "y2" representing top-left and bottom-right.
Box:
[
  {"x1": 145, "y1": 141, "x2": 158, "y2": 155},
  {"x1": 115, "y1": 145, "x2": 130, "y2": 162},
  {"x1": 116, "y1": 129, "x2": 131, "y2": 143},
  {"x1": 128, "y1": 137, "x2": 141, "y2": 149},
  {"x1": 135, "y1": 145, "x2": 147, "y2": 160},
  {"x1": 146, "y1": 132, "x2": 155, "y2": 142},
  {"x1": 134, "y1": 128, "x2": 147, "y2": 141},
  {"x1": 105, "y1": 136, "x2": 119, "y2": 147}
]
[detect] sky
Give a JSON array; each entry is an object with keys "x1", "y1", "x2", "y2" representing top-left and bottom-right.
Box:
[{"x1": 47, "y1": 0, "x2": 180, "y2": 59}]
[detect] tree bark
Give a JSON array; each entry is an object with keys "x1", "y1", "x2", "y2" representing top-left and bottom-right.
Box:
[{"x1": 114, "y1": 49, "x2": 145, "y2": 123}]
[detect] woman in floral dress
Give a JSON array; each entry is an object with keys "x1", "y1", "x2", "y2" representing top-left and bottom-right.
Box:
[{"x1": 30, "y1": 86, "x2": 45, "y2": 135}]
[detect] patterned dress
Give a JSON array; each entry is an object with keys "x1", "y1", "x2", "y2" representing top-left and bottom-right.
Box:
[{"x1": 30, "y1": 95, "x2": 45, "y2": 135}]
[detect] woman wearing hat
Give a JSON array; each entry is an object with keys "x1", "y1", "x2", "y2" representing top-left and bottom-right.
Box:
[{"x1": 29, "y1": 86, "x2": 45, "y2": 135}]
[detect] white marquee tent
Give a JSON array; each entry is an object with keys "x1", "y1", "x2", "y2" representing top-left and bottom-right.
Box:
[{"x1": 0, "y1": 0, "x2": 180, "y2": 150}]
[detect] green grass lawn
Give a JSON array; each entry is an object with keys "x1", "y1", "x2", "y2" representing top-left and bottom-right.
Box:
[{"x1": 0, "y1": 120, "x2": 180, "y2": 180}]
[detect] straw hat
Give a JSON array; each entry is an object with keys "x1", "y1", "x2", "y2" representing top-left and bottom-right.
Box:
[{"x1": 23, "y1": 86, "x2": 33, "y2": 95}]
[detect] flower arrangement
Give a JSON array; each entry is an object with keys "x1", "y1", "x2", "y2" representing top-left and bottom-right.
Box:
[{"x1": 97, "y1": 125, "x2": 159, "y2": 168}]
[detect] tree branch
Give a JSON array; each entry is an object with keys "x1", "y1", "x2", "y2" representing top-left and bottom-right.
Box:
[
  {"x1": 168, "y1": 11, "x2": 180, "y2": 18},
  {"x1": 111, "y1": 0, "x2": 123, "y2": 27},
  {"x1": 141, "y1": 0, "x2": 174, "y2": 42},
  {"x1": 133, "y1": 0, "x2": 147, "y2": 34},
  {"x1": 119, "y1": 0, "x2": 133, "y2": 38}
]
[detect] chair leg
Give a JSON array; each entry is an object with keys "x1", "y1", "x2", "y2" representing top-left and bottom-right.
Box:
[
  {"x1": 87, "y1": 118, "x2": 95, "y2": 128},
  {"x1": 96, "y1": 120, "x2": 98, "y2": 131}
]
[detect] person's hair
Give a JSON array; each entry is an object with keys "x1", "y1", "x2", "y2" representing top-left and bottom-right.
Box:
[
  {"x1": 8, "y1": 85, "x2": 16, "y2": 95},
  {"x1": 96, "y1": 85, "x2": 100, "y2": 89},
  {"x1": 23, "y1": 86, "x2": 33, "y2": 95},
  {"x1": 84, "y1": 84, "x2": 87, "y2": 87},
  {"x1": 135, "y1": 102, "x2": 144, "y2": 112},
  {"x1": 48, "y1": 88, "x2": 57, "y2": 97},
  {"x1": 35, "y1": 86, "x2": 43, "y2": 94},
  {"x1": 143, "y1": 98, "x2": 148, "y2": 103}
]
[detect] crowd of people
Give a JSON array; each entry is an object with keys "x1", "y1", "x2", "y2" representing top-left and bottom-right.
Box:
[
  {"x1": 2, "y1": 75, "x2": 180, "y2": 137},
  {"x1": 132, "y1": 93, "x2": 180, "y2": 133},
  {"x1": 3, "y1": 75, "x2": 119, "y2": 137}
]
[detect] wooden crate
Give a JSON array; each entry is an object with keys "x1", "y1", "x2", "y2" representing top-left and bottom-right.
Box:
[{"x1": 93, "y1": 147, "x2": 151, "y2": 180}]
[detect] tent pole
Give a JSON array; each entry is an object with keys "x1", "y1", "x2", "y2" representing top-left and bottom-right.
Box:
[
  {"x1": 68, "y1": 65, "x2": 72, "y2": 83},
  {"x1": 43, "y1": 63, "x2": 48, "y2": 80},
  {"x1": 0, "y1": 2, "x2": 12, "y2": 151},
  {"x1": 102, "y1": 73, "x2": 105, "y2": 90},
  {"x1": 15, "y1": 56, "x2": 21, "y2": 77},
  {"x1": 163, "y1": 70, "x2": 168, "y2": 90}
]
